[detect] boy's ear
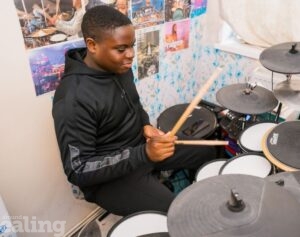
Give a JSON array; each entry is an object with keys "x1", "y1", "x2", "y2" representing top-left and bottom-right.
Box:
[{"x1": 85, "y1": 38, "x2": 97, "y2": 53}]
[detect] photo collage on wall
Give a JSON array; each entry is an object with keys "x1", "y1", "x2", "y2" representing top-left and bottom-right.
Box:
[
  {"x1": 164, "y1": 19, "x2": 190, "y2": 52},
  {"x1": 13, "y1": 0, "x2": 207, "y2": 96},
  {"x1": 136, "y1": 28, "x2": 160, "y2": 80}
]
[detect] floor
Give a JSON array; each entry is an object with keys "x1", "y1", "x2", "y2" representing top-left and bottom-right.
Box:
[
  {"x1": 98, "y1": 213, "x2": 123, "y2": 236},
  {"x1": 72, "y1": 212, "x2": 123, "y2": 237}
]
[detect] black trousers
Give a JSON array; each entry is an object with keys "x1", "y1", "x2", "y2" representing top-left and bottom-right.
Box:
[{"x1": 84, "y1": 145, "x2": 217, "y2": 216}]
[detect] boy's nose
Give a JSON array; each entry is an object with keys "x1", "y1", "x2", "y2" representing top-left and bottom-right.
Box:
[{"x1": 126, "y1": 48, "x2": 135, "y2": 58}]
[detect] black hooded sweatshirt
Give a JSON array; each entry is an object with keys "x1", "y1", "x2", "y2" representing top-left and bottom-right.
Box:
[{"x1": 52, "y1": 48, "x2": 154, "y2": 190}]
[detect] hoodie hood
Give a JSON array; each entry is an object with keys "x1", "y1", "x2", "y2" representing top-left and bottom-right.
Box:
[{"x1": 63, "y1": 47, "x2": 114, "y2": 79}]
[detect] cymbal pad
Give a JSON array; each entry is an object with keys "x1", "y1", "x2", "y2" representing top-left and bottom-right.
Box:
[{"x1": 167, "y1": 174, "x2": 300, "y2": 237}]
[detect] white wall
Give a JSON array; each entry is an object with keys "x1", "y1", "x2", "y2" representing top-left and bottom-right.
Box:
[{"x1": 0, "y1": 1, "x2": 97, "y2": 237}]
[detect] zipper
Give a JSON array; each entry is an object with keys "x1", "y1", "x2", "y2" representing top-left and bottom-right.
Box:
[{"x1": 112, "y1": 77, "x2": 134, "y2": 111}]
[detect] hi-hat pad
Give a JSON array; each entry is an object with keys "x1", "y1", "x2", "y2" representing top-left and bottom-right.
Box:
[
  {"x1": 274, "y1": 79, "x2": 300, "y2": 111},
  {"x1": 167, "y1": 174, "x2": 300, "y2": 237},
  {"x1": 216, "y1": 83, "x2": 278, "y2": 114},
  {"x1": 259, "y1": 42, "x2": 300, "y2": 74}
]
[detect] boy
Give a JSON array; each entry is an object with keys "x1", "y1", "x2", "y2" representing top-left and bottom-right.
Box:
[{"x1": 52, "y1": 5, "x2": 216, "y2": 216}]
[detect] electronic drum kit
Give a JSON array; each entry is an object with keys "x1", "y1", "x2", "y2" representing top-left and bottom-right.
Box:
[
  {"x1": 153, "y1": 43, "x2": 300, "y2": 237},
  {"x1": 104, "y1": 43, "x2": 300, "y2": 237},
  {"x1": 216, "y1": 42, "x2": 300, "y2": 173}
]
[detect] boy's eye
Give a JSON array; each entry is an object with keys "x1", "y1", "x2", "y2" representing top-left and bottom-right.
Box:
[
  {"x1": 117, "y1": 47, "x2": 126, "y2": 52},
  {"x1": 116, "y1": 44, "x2": 135, "y2": 52}
]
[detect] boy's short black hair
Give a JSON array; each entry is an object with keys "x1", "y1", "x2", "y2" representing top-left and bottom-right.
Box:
[{"x1": 81, "y1": 5, "x2": 132, "y2": 42}]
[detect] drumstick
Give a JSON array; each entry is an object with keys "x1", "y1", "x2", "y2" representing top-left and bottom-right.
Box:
[
  {"x1": 170, "y1": 67, "x2": 223, "y2": 136},
  {"x1": 56, "y1": 0, "x2": 61, "y2": 16},
  {"x1": 175, "y1": 140, "x2": 229, "y2": 146}
]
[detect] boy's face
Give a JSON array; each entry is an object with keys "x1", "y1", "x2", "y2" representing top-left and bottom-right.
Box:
[{"x1": 86, "y1": 25, "x2": 135, "y2": 74}]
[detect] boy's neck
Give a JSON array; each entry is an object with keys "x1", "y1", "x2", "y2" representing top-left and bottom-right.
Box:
[{"x1": 83, "y1": 53, "x2": 105, "y2": 72}]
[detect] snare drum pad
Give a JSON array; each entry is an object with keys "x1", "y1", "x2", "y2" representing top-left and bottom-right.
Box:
[
  {"x1": 238, "y1": 122, "x2": 277, "y2": 152},
  {"x1": 219, "y1": 153, "x2": 272, "y2": 178},
  {"x1": 157, "y1": 104, "x2": 217, "y2": 139},
  {"x1": 195, "y1": 159, "x2": 227, "y2": 182},
  {"x1": 108, "y1": 211, "x2": 168, "y2": 237}
]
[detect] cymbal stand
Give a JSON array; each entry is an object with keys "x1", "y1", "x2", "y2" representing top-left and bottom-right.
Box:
[
  {"x1": 269, "y1": 71, "x2": 281, "y2": 172},
  {"x1": 271, "y1": 71, "x2": 274, "y2": 91},
  {"x1": 268, "y1": 72, "x2": 279, "y2": 174},
  {"x1": 274, "y1": 103, "x2": 282, "y2": 123},
  {"x1": 241, "y1": 116, "x2": 246, "y2": 131},
  {"x1": 240, "y1": 114, "x2": 253, "y2": 131},
  {"x1": 271, "y1": 73, "x2": 292, "y2": 123},
  {"x1": 284, "y1": 74, "x2": 300, "y2": 120},
  {"x1": 243, "y1": 83, "x2": 258, "y2": 125},
  {"x1": 286, "y1": 74, "x2": 292, "y2": 81}
]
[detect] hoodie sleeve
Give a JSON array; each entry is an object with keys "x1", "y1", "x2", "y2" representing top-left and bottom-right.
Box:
[{"x1": 140, "y1": 103, "x2": 151, "y2": 126}]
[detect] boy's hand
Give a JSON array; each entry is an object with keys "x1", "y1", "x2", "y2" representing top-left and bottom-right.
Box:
[
  {"x1": 143, "y1": 125, "x2": 165, "y2": 140},
  {"x1": 145, "y1": 132, "x2": 177, "y2": 162}
]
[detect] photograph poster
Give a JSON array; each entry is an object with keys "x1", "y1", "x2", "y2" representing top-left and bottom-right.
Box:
[
  {"x1": 164, "y1": 19, "x2": 190, "y2": 52},
  {"x1": 136, "y1": 28, "x2": 160, "y2": 80}
]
